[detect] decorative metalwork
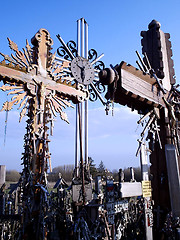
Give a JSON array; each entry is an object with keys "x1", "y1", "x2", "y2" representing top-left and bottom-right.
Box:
[
  {"x1": 88, "y1": 49, "x2": 105, "y2": 70},
  {"x1": 56, "y1": 35, "x2": 107, "y2": 106},
  {"x1": 88, "y1": 49, "x2": 98, "y2": 61},
  {"x1": 67, "y1": 40, "x2": 78, "y2": 57},
  {"x1": 57, "y1": 40, "x2": 78, "y2": 60},
  {"x1": 89, "y1": 87, "x2": 98, "y2": 102},
  {"x1": 94, "y1": 80, "x2": 106, "y2": 93},
  {"x1": 57, "y1": 46, "x2": 69, "y2": 60},
  {"x1": 89, "y1": 81, "x2": 106, "y2": 102},
  {"x1": 94, "y1": 61, "x2": 105, "y2": 71}
]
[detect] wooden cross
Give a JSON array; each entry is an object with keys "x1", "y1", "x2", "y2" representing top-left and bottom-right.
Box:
[
  {"x1": 99, "y1": 20, "x2": 180, "y2": 235},
  {"x1": 0, "y1": 28, "x2": 88, "y2": 183}
]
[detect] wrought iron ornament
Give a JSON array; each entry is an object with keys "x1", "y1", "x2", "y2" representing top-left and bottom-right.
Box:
[{"x1": 56, "y1": 36, "x2": 106, "y2": 103}]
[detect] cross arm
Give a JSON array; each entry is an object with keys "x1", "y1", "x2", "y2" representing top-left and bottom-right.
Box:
[
  {"x1": 0, "y1": 65, "x2": 88, "y2": 103},
  {"x1": 101, "y1": 62, "x2": 166, "y2": 113}
]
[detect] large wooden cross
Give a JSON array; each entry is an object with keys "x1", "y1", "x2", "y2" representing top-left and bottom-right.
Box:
[
  {"x1": 0, "y1": 28, "x2": 88, "y2": 183},
  {"x1": 100, "y1": 19, "x2": 180, "y2": 235}
]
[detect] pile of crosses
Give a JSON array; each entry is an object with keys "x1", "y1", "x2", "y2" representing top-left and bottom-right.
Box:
[{"x1": 0, "y1": 18, "x2": 179, "y2": 240}]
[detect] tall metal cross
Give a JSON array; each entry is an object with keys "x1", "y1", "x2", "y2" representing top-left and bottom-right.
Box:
[{"x1": 56, "y1": 18, "x2": 106, "y2": 204}]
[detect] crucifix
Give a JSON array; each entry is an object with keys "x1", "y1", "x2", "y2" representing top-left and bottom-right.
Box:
[
  {"x1": 0, "y1": 19, "x2": 106, "y2": 237},
  {"x1": 0, "y1": 28, "x2": 89, "y2": 179},
  {"x1": 0, "y1": 28, "x2": 89, "y2": 237},
  {"x1": 0, "y1": 28, "x2": 89, "y2": 178},
  {"x1": 99, "y1": 19, "x2": 180, "y2": 238}
]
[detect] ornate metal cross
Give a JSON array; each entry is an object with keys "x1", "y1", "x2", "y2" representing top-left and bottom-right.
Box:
[{"x1": 56, "y1": 18, "x2": 106, "y2": 205}]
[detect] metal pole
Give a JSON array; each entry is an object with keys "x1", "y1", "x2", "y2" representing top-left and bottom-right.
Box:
[
  {"x1": 140, "y1": 142, "x2": 153, "y2": 240},
  {"x1": 81, "y1": 18, "x2": 85, "y2": 165},
  {"x1": 85, "y1": 21, "x2": 88, "y2": 168},
  {"x1": 81, "y1": 17, "x2": 85, "y2": 58},
  {"x1": 75, "y1": 105, "x2": 79, "y2": 178},
  {"x1": 75, "y1": 19, "x2": 81, "y2": 178},
  {"x1": 85, "y1": 20, "x2": 88, "y2": 59},
  {"x1": 140, "y1": 143, "x2": 149, "y2": 181},
  {"x1": 77, "y1": 19, "x2": 80, "y2": 55},
  {"x1": 77, "y1": 104, "x2": 85, "y2": 205},
  {"x1": 80, "y1": 18, "x2": 85, "y2": 204}
]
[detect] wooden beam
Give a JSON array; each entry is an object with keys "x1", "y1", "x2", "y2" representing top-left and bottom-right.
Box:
[
  {"x1": 120, "y1": 62, "x2": 166, "y2": 108},
  {"x1": 107, "y1": 62, "x2": 168, "y2": 112},
  {"x1": 0, "y1": 65, "x2": 88, "y2": 102}
]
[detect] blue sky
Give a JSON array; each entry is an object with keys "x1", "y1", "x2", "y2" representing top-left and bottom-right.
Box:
[{"x1": 0, "y1": 0, "x2": 180, "y2": 171}]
